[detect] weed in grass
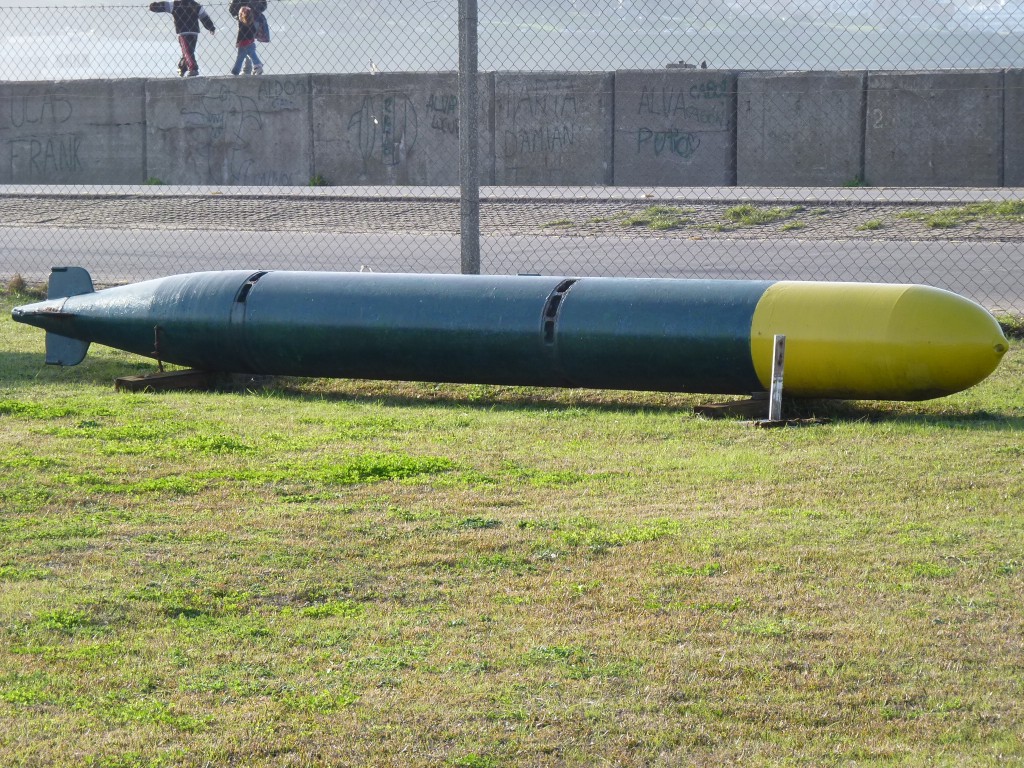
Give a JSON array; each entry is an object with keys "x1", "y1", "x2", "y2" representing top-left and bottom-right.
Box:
[
  {"x1": 620, "y1": 205, "x2": 694, "y2": 230},
  {"x1": 541, "y1": 218, "x2": 573, "y2": 228},
  {"x1": 452, "y1": 554, "x2": 537, "y2": 574},
  {"x1": 996, "y1": 560, "x2": 1021, "y2": 575},
  {"x1": 997, "y1": 314, "x2": 1024, "y2": 339},
  {"x1": 451, "y1": 755, "x2": 501, "y2": 768},
  {"x1": 454, "y1": 516, "x2": 502, "y2": 530},
  {"x1": 37, "y1": 608, "x2": 94, "y2": 634},
  {"x1": 857, "y1": 219, "x2": 884, "y2": 231},
  {"x1": 909, "y1": 561, "x2": 957, "y2": 579},
  {"x1": 781, "y1": 220, "x2": 806, "y2": 231},
  {"x1": 898, "y1": 200, "x2": 1024, "y2": 229},
  {"x1": 737, "y1": 616, "x2": 795, "y2": 638},
  {"x1": 7, "y1": 274, "x2": 26, "y2": 294},
  {"x1": 660, "y1": 562, "x2": 725, "y2": 578},
  {"x1": 723, "y1": 204, "x2": 804, "y2": 226},
  {"x1": 282, "y1": 687, "x2": 359, "y2": 712},
  {"x1": 0, "y1": 399, "x2": 79, "y2": 418},
  {"x1": 522, "y1": 644, "x2": 593, "y2": 671},
  {"x1": 299, "y1": 599, "x2": 364, "y2": 619},
  {"x1": 549, "y1": 516, "x2": 682, "y2": 553},
  {"x1": 0, "y1": 564, "x2": 50, "y2": 581}
]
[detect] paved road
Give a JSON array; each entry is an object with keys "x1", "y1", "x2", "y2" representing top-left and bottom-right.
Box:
[
  {"x1": 3, "y1": 188, "x2": 1022, "y2": 311},
  {"x1": 5, "y1": 226, "x2": 1020, "y2": 312}
]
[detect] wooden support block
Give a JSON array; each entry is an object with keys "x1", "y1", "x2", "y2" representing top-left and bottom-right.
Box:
[
  {"x1": 694, "y1": 393, "x2": 768, "y2": 419},
  {"x1": 115, "y1": 369, "x2": 214, "y2": 393}
]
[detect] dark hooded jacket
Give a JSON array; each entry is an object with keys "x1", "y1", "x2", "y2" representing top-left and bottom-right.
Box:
[
  {"x1": 149, "y1": 0, "x2": 216, "y2": 36},
  {"x1": 228, "y1": 0, "x2": 267, "y2": 17}
]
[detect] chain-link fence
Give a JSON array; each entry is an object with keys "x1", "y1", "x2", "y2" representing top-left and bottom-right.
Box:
[{"x1": 1, "y1": 0, "x2": 1022, "y2": 315}]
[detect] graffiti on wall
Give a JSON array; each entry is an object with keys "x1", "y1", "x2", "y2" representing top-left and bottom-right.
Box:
[
  {"x1": 501, "y1": 84, "x2": 581, "y2": 164},
  {"x1": 2, "y1": 94, "x2": 83, "y2": 179},
  {"x1": 632, "y1": 77, "x2": 730, "y2": 163},
  {"x1": 497, "y1": 78, "x2": 609, "y2": 183},
  {"x1": 156, "y1": 79, "x2": 307, "y2": 186},
  {"x1": 347, "y1": 92, "x2": 418, "y2": 169}
]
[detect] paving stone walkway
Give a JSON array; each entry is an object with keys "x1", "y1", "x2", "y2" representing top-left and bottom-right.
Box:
[{"x1": 2, "y1": 193, "x2": 1024, "y2": 242}]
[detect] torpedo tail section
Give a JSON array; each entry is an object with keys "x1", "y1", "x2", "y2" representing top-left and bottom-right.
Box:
[
  {"x1": 10, "y1": 267, "x2": 94, "y2": 366},
  {"x1": 44, "y1": 267, "x2": 94, "y2": 366}
]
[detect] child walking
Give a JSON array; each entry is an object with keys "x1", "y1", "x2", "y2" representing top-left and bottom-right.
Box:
[
  {"x1": 149, "y1": 0, "x2": 216, "y2": 78},
  {"x1": 230, "y1": 5, "x2": 264, "y2": 76}
]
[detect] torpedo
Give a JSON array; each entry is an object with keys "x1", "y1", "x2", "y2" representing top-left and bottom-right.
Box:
[{"x1": 11, "y1": 266, "x2": 1009, "y2": 401}]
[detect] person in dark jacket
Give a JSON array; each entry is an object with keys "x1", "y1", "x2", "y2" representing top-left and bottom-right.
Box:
[
  {"x1": 230, "y1": 5, "x2": 264, "y2": 76},
  {"x1": 228, "y1": 0, "x2": 269, "y2": 74},
  {"x1": 149, "y1": 0, "x2": 216, "y2": 77}
]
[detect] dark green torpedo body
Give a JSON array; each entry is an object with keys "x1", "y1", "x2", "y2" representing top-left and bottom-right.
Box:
[{"x1": 11, "y1": 267, "x2": 1008, "y2": 400}]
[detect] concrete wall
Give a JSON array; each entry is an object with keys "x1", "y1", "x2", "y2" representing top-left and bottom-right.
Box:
[
  {"x1": 146, "y1": 75, "x2": 312, "y2": 186},
  {"x1": 1004, "y1": 69, "x2": 1024, "y2": 187},
  {"x1": 494, "y1": 73, "x2": 614, "y2": 185},
  {"x1": 614, "y1": 70, "x2": 737, "y2": 185},
  {"x1": 2, "y1": 70, "x2": 1022, "y2": 188},
  {"x1": 864, "y1": 70, "x2": 1004, "y2": 187},
  {"x1": 0, "y1": 79, "x2": 146, "y2": 184},
  {"x1": 738, "y1": 71, "x2": 865, "y2": 186},
  {"x1": 311, "y1": 73, "x2": 494, "y2": 185}
]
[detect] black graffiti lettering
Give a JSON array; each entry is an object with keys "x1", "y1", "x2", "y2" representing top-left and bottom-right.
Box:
[
  {"x1": 638, "y1": 85, "x2": 689, "y2": 117},
  {"x1": 426, "y1": 93, "x2": 457, "y2": 115},
  {"x1": 510, "y1": 87, "x2": 579, "y2": 120},
  {"x1": 9, "y1": 95, "x2": 73, "y2": 129},
  {"x1": 637, "y1": 128, "x2": 700, "y2": 160},
  {"x1": 689, "y1": 77, "x2": 731, "y2": 100},
  {"x1": 504, "y1": 124, "x2": 576, "y2": 156},
  {"x1": 348, "y1": 92, "x2": 418, "y2": 167},
  {"x1": 431, "y1": 115, "x2": 459, "y2": 135},
  {"x1": 258, "y1": 79, "x2": 307, "y2": 101},
  {"x1": 8, "y1": 135, "x2": 83, "y2": 176},
  {"x1": 636, "y1": 85, "x2": 725, "y2": 128}
]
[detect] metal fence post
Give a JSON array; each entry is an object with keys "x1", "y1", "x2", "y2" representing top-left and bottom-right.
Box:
[{"x1": 458, "y1": 0, "x2": 480, "y2": 275}]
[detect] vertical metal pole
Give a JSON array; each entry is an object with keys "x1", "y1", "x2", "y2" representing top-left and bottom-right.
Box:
[
  {"x1": 458, "y1": 0, "x2": 481, "y2": 275},
  {"x1": 769, "y1": 334, "x2": 786, "y2": 421}
]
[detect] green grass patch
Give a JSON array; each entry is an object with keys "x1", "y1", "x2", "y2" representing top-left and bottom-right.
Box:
[
  {"x1": 618, "y1": 205, "x2": 694, "y2": 230},
  {"x1": 723, "y1": 203, "x2": 804, "y2": 226},
  {"x1": 897, "y1": 200, "x2": 1024, "y2": 229},
  {"x1": 1, "y1": 293, "x2": 1023, "y2": 765}
]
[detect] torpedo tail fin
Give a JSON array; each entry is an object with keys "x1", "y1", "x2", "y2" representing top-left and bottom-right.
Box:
[
  {"x1": 44, "y1": 267, "x2": 94, "y2": 366},
  {"x1": 47, "y1": 266, "x2": 94, "y2": 300}
]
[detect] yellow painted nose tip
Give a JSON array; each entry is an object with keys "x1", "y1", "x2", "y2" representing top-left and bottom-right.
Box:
[{"x1": 751, "y1": 282, "x2": 1009, "y2": 400}]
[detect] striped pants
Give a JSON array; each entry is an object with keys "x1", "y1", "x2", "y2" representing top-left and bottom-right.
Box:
[{"x1": 177, "y1": 33, "x2": 199, "y2": 76}]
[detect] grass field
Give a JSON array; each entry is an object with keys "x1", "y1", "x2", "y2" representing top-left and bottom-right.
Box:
[{"x1": 1, "y1": 291, "x2": 1022, "y2": 767}]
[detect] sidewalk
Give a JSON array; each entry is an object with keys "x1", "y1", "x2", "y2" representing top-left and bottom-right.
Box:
[{"x1": 2, "y1": 186, "x2": 1023, "y2": 243}]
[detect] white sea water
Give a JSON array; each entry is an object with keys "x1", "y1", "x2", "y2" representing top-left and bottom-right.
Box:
[{"x1": 0, "y1": 0, "x2": 1022, "y2": 80}]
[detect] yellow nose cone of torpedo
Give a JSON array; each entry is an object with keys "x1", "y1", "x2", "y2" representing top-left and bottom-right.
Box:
[{"x1": 750, "y1": 282, "x2": 1009, "y2": 400}]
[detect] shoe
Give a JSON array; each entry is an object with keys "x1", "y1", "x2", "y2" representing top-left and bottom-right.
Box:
[
  {"x1": 185, "y1": 70, "x2": 199, "y2": 77},
  {"x1": 252, "y1": 66, "x2": 264, "y2": 75}
]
